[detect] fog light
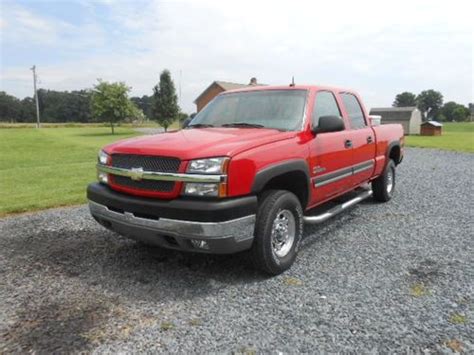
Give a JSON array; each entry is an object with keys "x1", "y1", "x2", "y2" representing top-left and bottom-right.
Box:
[
  {"x1": 184, "y1": 183, "x2": 219, "y2": 197},
  {"x1": 190, "y1": 239, "x2": 209, "y2": 250},
  {"x1": 98, "y1": 172, "x2": 108, "y2": 184}
]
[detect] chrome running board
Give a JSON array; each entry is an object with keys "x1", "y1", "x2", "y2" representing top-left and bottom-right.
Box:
[{"x1": 303, "y1": 190, "x2": 373, "y2": 224}]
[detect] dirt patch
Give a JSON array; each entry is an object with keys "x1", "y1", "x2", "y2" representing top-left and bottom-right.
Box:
[
  {"x1": 1, "y1": 291, "x2": 160, "y2": 353},
  {"x1": 408, "y1": 259, "x2": 442, "y2": 283},
  {"x1": 1, "y1": 296, "x2": 112, "y2": 353}
]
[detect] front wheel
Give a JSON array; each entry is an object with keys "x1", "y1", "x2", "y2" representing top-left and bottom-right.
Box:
[
  {"x1": 251, "y1": 190, "x2": 304, "y2": 275},
  {"x1": 372, "y1": 159, "x2": 396, "y2": 202}
]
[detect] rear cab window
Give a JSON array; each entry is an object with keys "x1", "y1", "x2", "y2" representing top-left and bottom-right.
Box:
[{"x1": 340, "y1": 93, "x2": 367, "y2": 129}]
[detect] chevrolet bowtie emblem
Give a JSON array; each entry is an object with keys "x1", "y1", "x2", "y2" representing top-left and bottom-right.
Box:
[{"x1": 130, "y1": 167, "x2": 144, "y2": 181}]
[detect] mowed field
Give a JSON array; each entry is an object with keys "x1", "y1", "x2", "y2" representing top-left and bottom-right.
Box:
[
  {"x1": 0, "y1": 122, "x2": 473, "y2": 216},
  {"x1": 405, "y1": 122, "x2": 474, "y2": 153},
  {"x1": 0, "y1": 127, "x2": 139, "y2": 216}
]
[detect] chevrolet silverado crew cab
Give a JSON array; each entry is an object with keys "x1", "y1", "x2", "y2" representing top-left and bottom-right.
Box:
[{"x1": 87, "y1": 85, "x2": 404, "y2": 275}]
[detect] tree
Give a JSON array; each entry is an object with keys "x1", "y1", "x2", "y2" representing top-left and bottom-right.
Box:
[
  {"x1": 416, "y1": 90, "x2": 443, "y2": 120},
  {"x1": 127, "y1": 104, "x2": 146, "y2": 124},
  {"x1": 19, "y1": 97, "x2": 36, "y2": 122},
  {"x1": 0, "y1": 91, "x2": 22, "y2": 122},
  {"x1": 393, "y1": 92, "x2": 417, "y2": 107},
  {"x1": 131, "y1": 95, "x2": 153, "y2": 119},
  {"x1": 440, "y1": 101, "x2": 470, "y2": 122},
  {"x1": 178, "y1": 111, "x2": 188, "y2": 123},
  {"x1": 452, "y1": 107, "x2": 469, "y2": 122},
  {"x1": 29, "y1": 89, "x2": 92, "y2": 123},
  {"x1": 91, "y1": 79, "x2": 137, "y2": 134},
  {"x1": 151, "y1": 70, "x2": 179, "y2": 131}
]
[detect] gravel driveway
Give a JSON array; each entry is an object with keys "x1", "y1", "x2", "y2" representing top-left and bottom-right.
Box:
[{"x1": 1, "y1": 148, "x2": 473, "y2": 353}]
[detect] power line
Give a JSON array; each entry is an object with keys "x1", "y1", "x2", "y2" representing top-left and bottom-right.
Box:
[{"x1": 30, "y1": 65, "x2": 41, "y2": 128}]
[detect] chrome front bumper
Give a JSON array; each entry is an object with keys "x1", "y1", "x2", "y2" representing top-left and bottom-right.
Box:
[{"x1": 89, "y1": 200, "x2": 256, "y2": 253}]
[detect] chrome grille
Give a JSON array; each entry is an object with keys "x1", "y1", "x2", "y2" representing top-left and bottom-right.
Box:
[
  {"x1": 112, "y1": 175, "x2": 175, "y2": 192},
  {"x1": 110, "y1": 154, "x2": 180, "y2": 193},
  {"x1": 111, "y1": 154, "x2": 180, "y2": 173}
]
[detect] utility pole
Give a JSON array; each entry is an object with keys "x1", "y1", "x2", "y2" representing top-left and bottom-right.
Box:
[
  {"x1": 31, "y1": 65, "x2": 41, "y2": 128},
  {"x1": 179, "y1": 69, "x2": 182, "y2": 108}
]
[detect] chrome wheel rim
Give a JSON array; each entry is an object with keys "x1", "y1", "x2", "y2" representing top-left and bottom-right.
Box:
[
  {"x1": 387, "y1": 168, "x2": 394, "y2": 194},
  {"x1": 271, "y1": 209, "x2": 296, "y2": 258}
]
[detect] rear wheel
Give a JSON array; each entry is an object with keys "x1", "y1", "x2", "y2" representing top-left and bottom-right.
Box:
[
  {"x1": 251, "y1": 190, "x2": 303, "y2": 275},
  {"x1": 372, "y1": 159, "x2": 396, "y2": 202}
]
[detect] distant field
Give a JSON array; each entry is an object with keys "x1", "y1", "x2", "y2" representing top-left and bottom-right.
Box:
[
  {"x1": 0, "y1": 127, "x2": 140, "y2": 216},
  {"x1": 405, "y1": 122, "x2": 474, "y2": 153}
]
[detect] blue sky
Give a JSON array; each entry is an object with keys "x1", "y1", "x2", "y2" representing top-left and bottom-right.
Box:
[{"x1": 1, "y1": 0, "x2": 472, "y2": 113}]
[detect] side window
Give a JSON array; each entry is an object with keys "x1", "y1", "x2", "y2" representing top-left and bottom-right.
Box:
[
  {"x1": 312, "y1": 91, "x2": 341, "y2": 128},
  {"x1": 340, "y1": 93, "x2": 367, "y2": 129}
]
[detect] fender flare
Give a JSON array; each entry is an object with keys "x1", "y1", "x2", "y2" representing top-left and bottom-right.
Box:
[
  {"x1": 386, "y1": 140, "x2": 402, "y2": 165},
  {"x1": 251, "y1": 159, "x2": 311, "y2": 207}
]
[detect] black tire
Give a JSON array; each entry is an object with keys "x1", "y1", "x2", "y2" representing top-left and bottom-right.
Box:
[
  {"x1": 372, "y1": 159, "x2": 396, "y2": 202},
  {"x1": 250, "y1": 190, "x2": 304, "y2": 275}
]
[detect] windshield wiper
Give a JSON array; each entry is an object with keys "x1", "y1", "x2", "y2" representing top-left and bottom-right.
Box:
[
  {"x1": 221, "y1": 122, "x2": 265, "y2": 128},
  {"x1": 187, "y1": 123, "x2": 214, "y2": 128}
]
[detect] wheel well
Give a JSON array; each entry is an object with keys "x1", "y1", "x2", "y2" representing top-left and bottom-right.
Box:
[
  {"x1": 389, "y1": 145, "x2": 401, "y2": 165},
  {"x1": 259, "y1": 171, "x2": 308, "y2": 208}
]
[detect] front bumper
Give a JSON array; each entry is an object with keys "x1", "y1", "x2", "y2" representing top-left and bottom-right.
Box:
[{"x1": 87, "y1": 183, "x2": 257, "y2": 254}]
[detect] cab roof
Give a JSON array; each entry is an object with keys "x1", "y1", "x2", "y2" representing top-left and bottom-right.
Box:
[{"x1": 219, "y1": 84, "x2": 357, "y2": 96}]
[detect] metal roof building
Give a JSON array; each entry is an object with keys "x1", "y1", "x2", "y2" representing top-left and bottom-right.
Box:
[{"x1": 369, "y1": 107, "x2": 422, "y2": 135}]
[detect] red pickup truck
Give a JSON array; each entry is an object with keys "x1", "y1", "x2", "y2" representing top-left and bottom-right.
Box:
[{"x1": 87, "y1": 85, "x2": 404, "y2": 274}]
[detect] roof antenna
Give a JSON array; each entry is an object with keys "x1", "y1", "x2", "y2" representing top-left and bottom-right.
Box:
[{"x1": 289, "y1": 76, "x2": 295, "y2": 87}]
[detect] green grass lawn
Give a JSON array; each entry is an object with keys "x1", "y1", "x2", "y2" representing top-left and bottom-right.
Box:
[
  {"x1": 0, "y1": 127, "x2": 140, "y2": 216},
  {"x1": 405, "y1": 122, "x2": 474, "y2": 153}
]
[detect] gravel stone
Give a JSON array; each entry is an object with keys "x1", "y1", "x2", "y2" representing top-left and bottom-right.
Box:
[{"x1": 1, "y1": 148, "x2": 473, "y2": 353}]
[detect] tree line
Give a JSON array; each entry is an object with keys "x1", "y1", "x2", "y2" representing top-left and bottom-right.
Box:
[
  {"x1": 2, "y1": 78, "x2": 472, "y2": 128},
  {"x1": 393, "y1": 90, "x2": 472, "y2": 122},
  {"x1": 0, "y1": 69, "x2": 188, "y2": 133}
]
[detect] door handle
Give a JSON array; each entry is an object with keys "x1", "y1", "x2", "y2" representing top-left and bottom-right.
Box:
[
  {"x1": 367, "y1": 136, "x2": 373, "y2": 143},
  {"x1": 344, "y1": 139, "x2": 352, "y2": 148}
]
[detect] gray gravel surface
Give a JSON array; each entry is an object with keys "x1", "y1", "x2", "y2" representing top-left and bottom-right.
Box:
[{"x1": 1, "y1": 148, "x2": 473, "y2": 353}]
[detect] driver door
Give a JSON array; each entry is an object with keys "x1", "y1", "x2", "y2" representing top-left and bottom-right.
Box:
[{"x1": 308, "y1": 91, "x2": 353, "y2": 206}]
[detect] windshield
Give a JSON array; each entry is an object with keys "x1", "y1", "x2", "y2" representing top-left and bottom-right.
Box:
[{"x1": 190, "y1": 89, "x2": 308, "y2": 131}]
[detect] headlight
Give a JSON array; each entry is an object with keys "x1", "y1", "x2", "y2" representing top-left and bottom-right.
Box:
[
  {"x1": 187, "y1": 157, "x2": 228, "y2": 174},
  {"x1": 98, "y1": 150, "x2": 109, "y2": 165},
  {"x1": 183, "y1": 157, "x2": 229, "y2": 197}
]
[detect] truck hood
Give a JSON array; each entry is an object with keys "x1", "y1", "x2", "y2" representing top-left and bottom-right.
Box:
[{"x1": 105, "y1": 128, "x2": 296, "y2": 160}]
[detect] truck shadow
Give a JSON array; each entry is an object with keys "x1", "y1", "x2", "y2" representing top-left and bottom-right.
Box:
[
  {"x1": 3, "y1": 227, "x2": 264, "y2": 303},
  {"x1": 3, "y1": 207, "x2": 355, "y2": 306}
]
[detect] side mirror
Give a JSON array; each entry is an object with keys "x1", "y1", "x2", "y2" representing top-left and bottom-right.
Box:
[
  {"x1": 182, "y1": 117, "x2": 192, "y2": 129},
  {"x1": 313, "y1": 115, "x2": 345, "y2": 134}
]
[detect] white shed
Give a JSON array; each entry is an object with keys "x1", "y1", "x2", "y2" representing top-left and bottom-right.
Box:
[{"x1": 369, "y1": 107, "x2": 422, "y2": 135}]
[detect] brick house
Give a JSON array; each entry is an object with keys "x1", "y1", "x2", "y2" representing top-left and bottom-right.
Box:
[{"x1": 194, "y1": 78, "x2": 260, "y2": 112}]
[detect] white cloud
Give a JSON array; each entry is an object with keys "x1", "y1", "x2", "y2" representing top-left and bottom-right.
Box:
[
  {"x1": 1, "y1": 0, "x2": 472, "y2": 112},
  {"x1": 1, "y1": 3, "x2": 106, "y2": 48}
]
